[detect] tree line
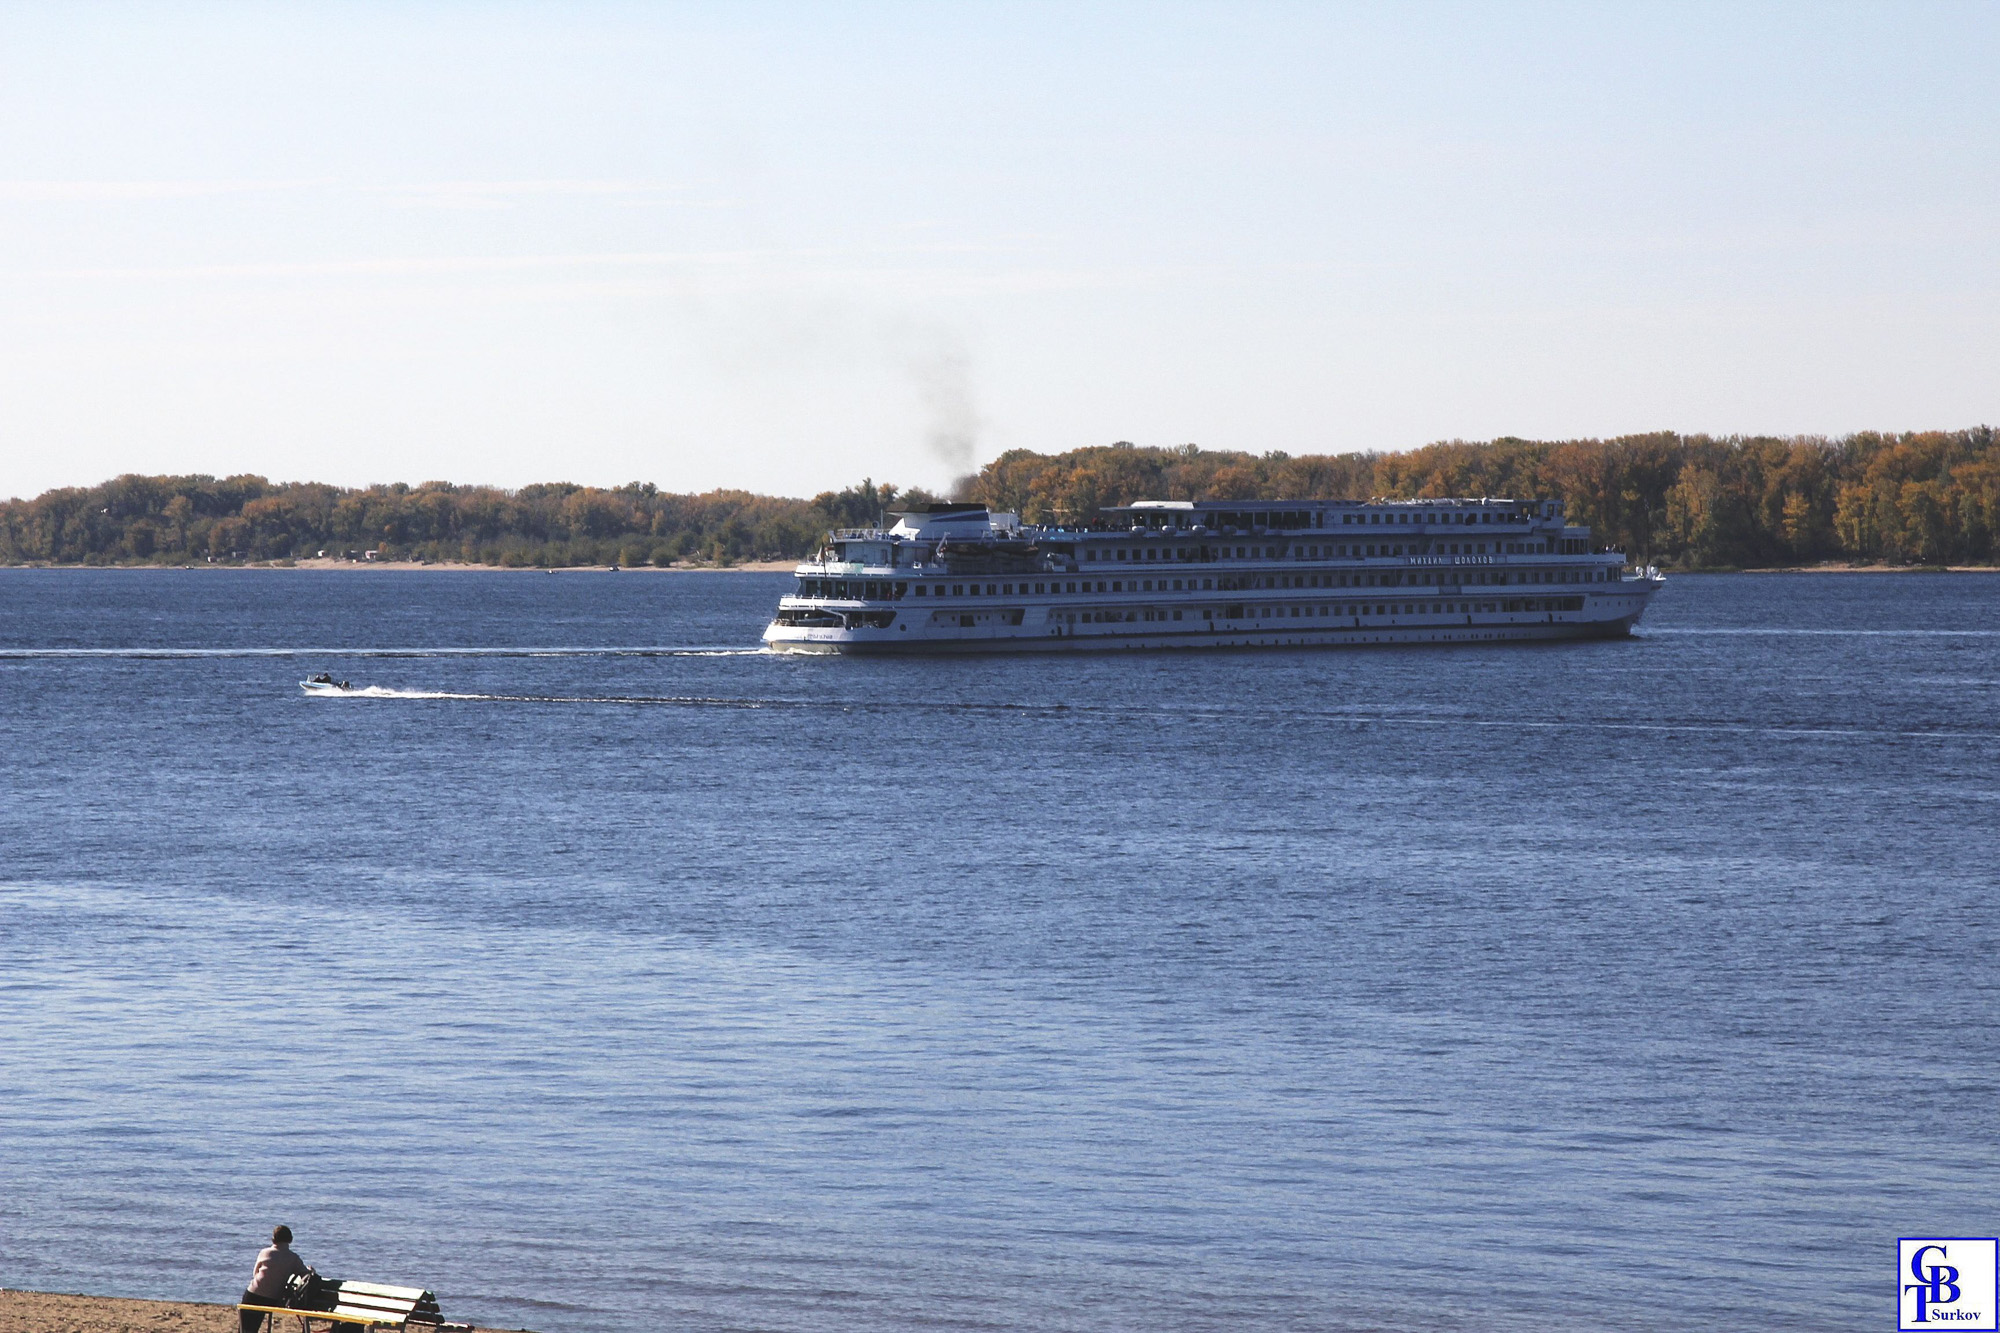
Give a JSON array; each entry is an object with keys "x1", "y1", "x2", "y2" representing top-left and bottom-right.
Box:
[
  {"x1": 0, "y1": 476, "x2": 930, "y2": 568},
  {"x1": 3, "y1": 428, "x2": 1996, "y2": 568},
  {"x1": 966, "y1": 429, "x2": 2000, "y2": 568}
]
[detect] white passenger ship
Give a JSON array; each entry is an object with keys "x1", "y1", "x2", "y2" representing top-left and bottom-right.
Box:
[{"x1": 763, "y1": 498, "x2": 1662, "y2": 654}]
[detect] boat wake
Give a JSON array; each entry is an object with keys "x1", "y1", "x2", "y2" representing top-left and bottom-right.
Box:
[
  {"x1": 3, "y1": 646, "x2": 774, "y2": 659},
  {"x1": 305, "y1": 686, "x2": 786, "y2": 707}
]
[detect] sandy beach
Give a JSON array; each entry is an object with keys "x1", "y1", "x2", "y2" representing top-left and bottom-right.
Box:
[
  {"x1": 1735, "y1": 562, "x2": 1995, "y2": 573},
  {"x1": 0, "y1": 1289, "x2": 528, "y2": 1333},
  {"x1": 6, "y1": 559, "x2": 798, "y2": 573},
  {"x1": 9, "y1": 559, "x2": 1995, "y2": 575},
  {"x1": 281, "y1": 558, "x2": 797, "y2": 573}
]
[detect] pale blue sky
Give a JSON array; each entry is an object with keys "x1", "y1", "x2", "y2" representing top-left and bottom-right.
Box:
[{"x1": 2, "y1": 3, "x2": 1995, "y2": 499}]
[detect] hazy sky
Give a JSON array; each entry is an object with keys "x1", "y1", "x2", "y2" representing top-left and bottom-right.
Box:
[{"x1": 2, "y1": 3, "x2": 1995, "y2": 500}]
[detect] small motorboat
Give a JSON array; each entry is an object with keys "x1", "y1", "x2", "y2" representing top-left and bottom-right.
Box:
[{"x1": 300, "y1": 673, "x2": 354, "y2": 694}]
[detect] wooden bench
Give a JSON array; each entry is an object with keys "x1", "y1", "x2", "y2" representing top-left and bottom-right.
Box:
[{"x1": 239, "y1": 1278, "x2": 465, "y2": 1332}]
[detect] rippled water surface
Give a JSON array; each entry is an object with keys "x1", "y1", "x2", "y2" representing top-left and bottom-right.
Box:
[{"x1": 3, "y1": 569, "x2": 1996, "y2": 1332}]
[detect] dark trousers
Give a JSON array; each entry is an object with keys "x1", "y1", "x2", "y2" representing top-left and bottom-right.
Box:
[{"x1": 239, "y1": 1290, "x2": 273, "y2": 1333}]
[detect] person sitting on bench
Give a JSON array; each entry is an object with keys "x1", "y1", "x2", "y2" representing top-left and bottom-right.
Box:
[{"x1": 241, "y1": 1225, "x2": 310, "y2": 1333}]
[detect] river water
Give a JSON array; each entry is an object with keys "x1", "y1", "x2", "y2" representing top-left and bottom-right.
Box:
[{"x1": 1, "y1": 569, "x2": 1995, "y2": 1331}]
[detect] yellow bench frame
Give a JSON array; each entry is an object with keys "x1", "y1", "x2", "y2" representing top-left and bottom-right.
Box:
[{"x1": 237, "y1": 1306, "x2": 390, "y2": 1332}]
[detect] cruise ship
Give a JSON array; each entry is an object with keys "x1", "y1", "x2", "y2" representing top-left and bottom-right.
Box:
[{"x1": 763, "y1": 497, "x2": 1662, "y2": 654}]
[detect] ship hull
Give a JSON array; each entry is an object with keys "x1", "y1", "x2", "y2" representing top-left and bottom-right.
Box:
[{"x1": 764, "y1": 602, "x2": 1652, "y2": 655}]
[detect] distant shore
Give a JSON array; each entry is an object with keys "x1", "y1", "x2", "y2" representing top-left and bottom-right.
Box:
[
  {"x1": 0, "y1": 1289, "x2": 526, "y2": 1333},
  {"x1": 1, "y1": 558, "x2": 799, "y2": 573},
  {"x1": 5, "y1": 560, "x2": 1996, "y2": 575}
]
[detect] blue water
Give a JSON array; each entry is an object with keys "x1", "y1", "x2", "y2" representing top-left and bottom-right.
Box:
[{"x1": 2, "y1": 569, "x2": 1996, "y2": 1332}]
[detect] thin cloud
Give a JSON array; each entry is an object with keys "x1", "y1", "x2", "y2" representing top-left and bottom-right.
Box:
[
  {"x1": 41, "y1": 250, "x2": 785, "y2": 281},
  {"x1": 0, "y1": 179, "x2": 329, "y2": 202},
  {"x1": 29, "y1": 239, "x2": 1046, "y2": 286},
  {"x1": 0, "y1": 177, "x2": 718, "y2": 206},
  {"x1": 367, "y1": 179, "x2": 735, "y2": 211}
]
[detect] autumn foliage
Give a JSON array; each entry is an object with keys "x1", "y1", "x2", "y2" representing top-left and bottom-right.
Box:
[
  {"x1": 967, "y1": 430, "x2": 2000, "y2": 567},
  {"x1": 0, "y1": 477, "x2": 930, "y2": 568},
  {"x1": 4, "y1": 428, "x2": 1996, "y2": 568}
]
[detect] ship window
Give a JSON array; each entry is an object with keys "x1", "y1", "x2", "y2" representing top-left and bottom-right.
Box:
[
  {"x1": 953, "y1": 584, "x2": 963, "y2": 595},
  {"x1": 986, "y1": 584, "x2": 996, "y2": 595},
  {"x1": 914, "y1": 585, "x2": 925, "y2": 596},
  {"x1": 1319, "y1": 606, "x2": 1328, "y2": 615},
  {"x1": 1066, "y1": 582, "x2": 1077, "y2": 593},
  {"x1": 1087, "y1": 550, "x2": 1097, "y2": 560},
  {"x1": 1173, "y1": 579, "x2": 1183, "y2": 590}
]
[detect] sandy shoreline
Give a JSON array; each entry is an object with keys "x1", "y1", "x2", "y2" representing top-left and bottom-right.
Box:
[
  {"x1": 1734, "y1": 562, "x2": 1994, "y2": 573},
  {"x1": 3, "y1": 559, "x2": 798, "y2": 573},
  {"x1": 0, "y1": 1289, "x2": 529, "y2": 1333},
  {"x1": 5, "y1": 560, "x2": 1994, "y2": 575}
]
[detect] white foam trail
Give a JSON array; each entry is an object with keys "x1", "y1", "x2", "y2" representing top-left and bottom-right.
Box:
[
  {"x1": 346, "y1": 686, "x2": 487, "y2": 700},
  {"x1": 304, "y1": 686, "x2": 782, "y2": 707}
]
